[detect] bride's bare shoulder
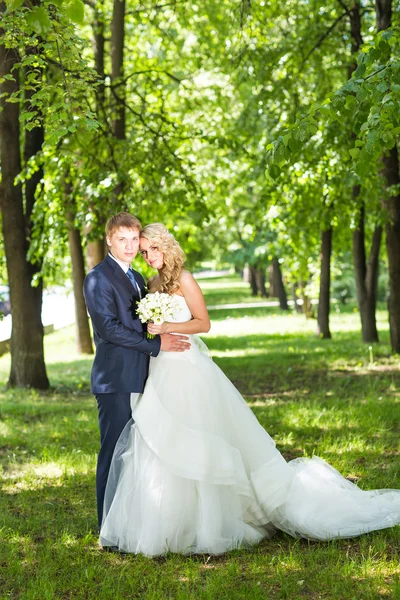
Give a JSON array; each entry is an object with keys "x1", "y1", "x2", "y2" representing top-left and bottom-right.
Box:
[
  {"x1": 179, "y1": 270, "x2": 195, "y2": 285},
  {"x1": 174, "y1": 270, "x2": 195, "y2": 295}
]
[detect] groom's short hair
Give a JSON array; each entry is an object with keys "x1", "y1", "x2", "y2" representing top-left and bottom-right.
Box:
[{"x1": 105, "y1": 212, "x2": 142, "y2": 237}]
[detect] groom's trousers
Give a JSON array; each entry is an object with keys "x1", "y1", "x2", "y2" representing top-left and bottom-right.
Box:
[{"x1": 95, "y1": 392, "x2": 139, "y2": 528}]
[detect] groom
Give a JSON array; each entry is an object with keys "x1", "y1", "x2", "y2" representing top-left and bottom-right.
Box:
[{"x1": 83, "y1": 212, "x2": 190, "y2": 530}]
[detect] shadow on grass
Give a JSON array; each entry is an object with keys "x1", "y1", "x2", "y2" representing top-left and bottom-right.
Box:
[
  {"x1": 1, "y1": 472, "x2": 97, "y2": 533},
  {"x1": 1, "y1": 476, "x2": 399, "y2": 600},
  {"x1": 206, "y1": 332, "x2": 397, "y2": 398}
]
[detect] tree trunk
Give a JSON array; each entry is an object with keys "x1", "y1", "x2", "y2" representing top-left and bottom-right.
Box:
[
  {"x1": 254, "y1": 267, "x2": 267, "y2": 297},
  {"x1": 85, "y1": 3, "x2": 107, "y2": 266},
  {"x1": 299, "y1": 279, "x2": 314, "y2": 318},
  {"x1": 292, "y1": 284, "x2": 302, "y2": 313},
  {"x1": 110, "y1": 0, "x2": 126, "y2": 203},
  {"x1": 0, "y1": 36, "x2": 49, "y2": 388},
  {"x1": 272, "y1": 258, "x2": 289, "y2": 310},
  {"x1": 86, "y1": 239, "x2": 106, "y2": 271},
  {"x1": 317, "y1": 228, "x2": 332, "y2": 338},
  {"x1": 248, "y1": 266, "x2": 258, "y2": 296},
  {"x1": 348, "y1": 4, "x2": 381, "y2": 343},
  {"x1": 93, "y1": 2, "x2": 105, "y2": 115},
  {"x1": 381, "y1": 147, "x2": 400, "y2": 352},
  {"x1": 268, "y1": 264, "x2": 275, "y2": 297},
  {"x1": 375, "y1": 0, "x2": 400, "y2": 353},
  {"x1": 65, "y1": 182, "x2": 94, "y2": 355},
  {"x1": 352, "y1": 201, "x2": 382, "y2": 342},
  {"x1": 375, "y1": 0, "x2": 392, "y2": 30},
  {"x1": 242, "y1": 264, "x2": 250, "y2": 283},
  {"x1": 111, "y1": 0, "x2": 126, "y2": 141}
]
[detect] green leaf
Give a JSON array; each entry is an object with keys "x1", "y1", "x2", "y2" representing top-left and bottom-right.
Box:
[
  {"x1": 0, "y1": 74, "x2": 16, "y2": 83},
  {"x1": 269, "y1": 165, "x2": 282, "y2": 180},
  {"x1": 355, "y1": 158, "x2": 370, "y2": 178},
  {"x1": 5, "y1": 0, "x2": 24, "y2": 13},
  {"x1": 377, "y1": 81, "x2": 388, "y2": 93},
  {"x1": 378, "y1": 40, "x2": 391, "y2": 61},
  {"x1": 288, "y1": 136, "x2": 302, "y2": 153},
  {"x1": 349, "y1": 148, "x2": 360, "y2": 159},
  {"x1": 264, "y1": 151, "x2": 274, "y2": 167},
  {"x1": 65, "y1": 0, "x2": 85, "y2": 24},
  {"x1": 356, "y1": 87, "x2": 368, "y2": 102},
  {"x1": 381, "y1": 131, "x2": 395, "y2": 147},
  {"x1": 345, "y1": 96, "x2": 357, "y2": 109},
  {"x1": 26, "y1": 6, "x2": 51, "y2": 35},
  {"x1": 380, "y1": 30, "x2": 393, "y2": 42},
  {"x1": 318, "y1": 104, "x2": 331, "y2": 117},
  {"x1": 283, "y1": 133, "x2": 291, "y2": 147},
  {"x1": 274, "y1": 140, "x2": 286, "y2": 163}
]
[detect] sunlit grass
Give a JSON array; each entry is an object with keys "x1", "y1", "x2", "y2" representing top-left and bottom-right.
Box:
[{"x1": 0, "y1": 275, "x2": 399, "y2": 599}]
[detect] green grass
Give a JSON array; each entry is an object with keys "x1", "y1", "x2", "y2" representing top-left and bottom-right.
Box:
[{"x1": 0, "y1": 276, "x2": 399, "y2": 599}]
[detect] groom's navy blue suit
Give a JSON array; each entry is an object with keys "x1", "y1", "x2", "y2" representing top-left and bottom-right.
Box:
[{"x1": 83, "y1": 253, "x2": 161, "y2": 527}]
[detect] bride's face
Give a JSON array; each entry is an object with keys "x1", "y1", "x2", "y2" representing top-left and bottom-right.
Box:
[{"x1": 139, "y1": 237, "x2": 164, "y2": 270}]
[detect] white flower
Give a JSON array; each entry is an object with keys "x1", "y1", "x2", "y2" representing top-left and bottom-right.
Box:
[{"x1": 136, "y1": 292, "x2": 180, "y2": 327}]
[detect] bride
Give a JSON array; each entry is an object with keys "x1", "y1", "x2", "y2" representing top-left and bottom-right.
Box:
[{"x1": 100, "y1": 223, "x2": 400, "y2": 556}]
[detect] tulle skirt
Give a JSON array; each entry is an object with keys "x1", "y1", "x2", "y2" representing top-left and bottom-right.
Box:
[{"x1": 100, "y1": 337, "x2": 400, "y2": 556}]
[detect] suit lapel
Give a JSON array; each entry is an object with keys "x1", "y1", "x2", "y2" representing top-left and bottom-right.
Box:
[{"x1": 105, "y1": 254, "x2": 142, "y2": 298}]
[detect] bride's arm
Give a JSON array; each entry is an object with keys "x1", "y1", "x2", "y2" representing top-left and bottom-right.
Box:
[{"x1": 147, "y1": 271, "x2": 211, "y2": 335}]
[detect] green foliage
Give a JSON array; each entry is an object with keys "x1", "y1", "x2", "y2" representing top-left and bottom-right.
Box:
[
  {"x1": 265, "y1": 26, "x2": 400, "y2": 182},
  {"x1": 0, "y1": 0, "x2": 397, "y2": 312}
]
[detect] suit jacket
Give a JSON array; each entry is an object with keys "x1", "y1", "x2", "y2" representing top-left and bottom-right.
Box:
[{"x1": 83, "y1": 254, "x2": 161, "y2": 394}]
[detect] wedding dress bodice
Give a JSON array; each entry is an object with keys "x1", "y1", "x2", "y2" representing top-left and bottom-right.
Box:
[
  {"x1": 168, "y1": 294, "x2": 192, "y2": 323},
  {"x1": 156, "y1": 294, "x2": 210, "y2": 363}
]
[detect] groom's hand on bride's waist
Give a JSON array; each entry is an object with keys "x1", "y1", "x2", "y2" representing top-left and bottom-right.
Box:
[{"x1": 160, "y1": 333, "x2": 191, "y2": 352}]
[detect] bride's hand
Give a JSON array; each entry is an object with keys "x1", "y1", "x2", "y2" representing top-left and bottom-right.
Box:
[{"x1": 147, "y1": 322, "x2": 169, "y2": 335}]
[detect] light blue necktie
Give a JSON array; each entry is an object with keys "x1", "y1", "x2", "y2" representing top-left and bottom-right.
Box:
[{"x1": 126, "y1": 268, "x2": 142, "y2": 298}]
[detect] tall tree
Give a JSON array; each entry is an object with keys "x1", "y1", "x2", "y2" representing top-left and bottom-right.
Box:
[
  {"x1": 110, "y1": 0, "x2": 126, "y2": 203},
  {"x1": 317, "y1": 228, "x2": 333, "y2": 338},
  {"x1": 352, "y1": 202, "x2": 382, "y2": 342},
  {"x1": 65, "y1": 177, "x2": 94, "y2": 355},
  {"x1": 0, "y1": 7, "x2": 49, "y2": 388},
  {"x1": 85, "y1": 0, "x2": 107, "y2": 270},
  {"x1": 376, "y1": 0, "x2": 400, "y2": 353},
  {"x1": 349, "y1": 1, "x2": 382, "y2": 343},
  {"x1": 271, "y1": 258, "x2": 289, "y2": 310}
]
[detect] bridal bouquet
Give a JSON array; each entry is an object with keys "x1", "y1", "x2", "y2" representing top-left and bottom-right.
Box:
[{"x1": 137, "y1": 292, "x2": 180, "y2": 338}]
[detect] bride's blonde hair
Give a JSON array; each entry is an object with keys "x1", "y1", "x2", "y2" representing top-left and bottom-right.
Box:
[{"x1": 140, "y1": 223, "x2": 185, "y2": 294}]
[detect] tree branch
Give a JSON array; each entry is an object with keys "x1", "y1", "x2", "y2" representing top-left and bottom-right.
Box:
[
  {"x1": 300, "y1": 10, "x2": 349, "y2": 69},
  {"x1": 111, "y1": 68, "x2": 185, "y2": 90},
  {"x1": 126, "y1": 2, "x2": 181, "y2": 14},
  {"x1": 336, "y1": 0, "x2": 351, "y2": 14}
]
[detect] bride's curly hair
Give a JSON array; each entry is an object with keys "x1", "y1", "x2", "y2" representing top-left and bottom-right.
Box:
[{"x1": 140, "y1": 223, "x2": 186, "y2": 294}]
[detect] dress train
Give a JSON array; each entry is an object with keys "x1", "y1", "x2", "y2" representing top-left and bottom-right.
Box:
[{"x1": 100, "y1": 296, "x2": 400, "y2": 555}]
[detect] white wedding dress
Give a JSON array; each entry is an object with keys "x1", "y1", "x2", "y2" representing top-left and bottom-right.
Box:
[{"x1": 100, "y1": 295, "x2": 400, "y2": 555}]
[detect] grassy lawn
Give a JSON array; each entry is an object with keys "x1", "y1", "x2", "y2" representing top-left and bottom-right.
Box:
[{"x1": 0, "y1": 275, "x2": 399, "y2": 599}]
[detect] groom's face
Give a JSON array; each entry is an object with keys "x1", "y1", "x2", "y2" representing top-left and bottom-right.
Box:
[{"x1": 106, "y1": 227, "x2": 140, "y2": 266}]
